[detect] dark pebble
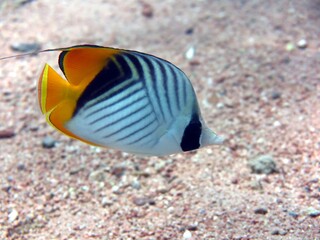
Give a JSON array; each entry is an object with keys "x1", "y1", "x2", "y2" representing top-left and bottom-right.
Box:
[
  {"x1": 271, "y1": 228, "x2": 287, "y2": 236},
  {"x1": 254, "y1": 207, "x2": 268, "y2": 215},
  {"x1": 141, "y1": 3, "x2": 153, "y2": 18},
  {"x1": 10, "y1": 42, "x2": 41, "y2": 53},
  {"x1": 185, "y1": 27, "x2": 194, "y2": 35},
  {"x1": 42, "y1": 136, "x2": 56, "y2": 148},
  {"x1": 0, "y1": 129, "x2": 15, "y2": 139},
  {"x1": 308, "y1": 209, "x2": 320, "y2": 218},
  {"x1": 111, "y1": 163, "x2": 126, "y2": 177},
  {"x1": 187, "y1": 224, "x2": 198, "y2": 231},
  {"x1": 17, "y1": 163, "x2": 26, "y2": 171},
  {"x1": 270, "y1": 91, "x2": 281, "y2": 100},
  {"x1": 148, "y1": 198, "x2": 156, "y2": 205},
  {"x1": 19, "y1": 0, "x2": 36, "y2": 6}
]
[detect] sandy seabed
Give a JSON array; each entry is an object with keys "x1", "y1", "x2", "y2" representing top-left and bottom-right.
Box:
[{"x1": 0, "y1": 1, "x2": 319, "y2": 239}]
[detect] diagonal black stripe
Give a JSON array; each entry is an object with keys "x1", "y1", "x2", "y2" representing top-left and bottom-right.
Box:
[
  {"x1": 102, "y1": 108, "x2": 153, "y2": 139},
  {"x1": 88, "y1": 95, "x2": 147, "y2": 125},
  {"x1": 157, "y1": 59, "x2": 173, "y2": 118},
  {"x1": 137, "y1": 54, "x2": 166, "y2": 120},
  {"x1": 127, "y1": 122, "x2": 159, "y2": 145},
  {"x1": 115, "y1": 114, "x2": 157, "y2": 142},
  {"x1": 74, "y1": 54, "x2": 134, "y2": 115},
  {"x1": 94, "y1": 101, "x2": 150, "y2": 133},
  {"x1": 127, "y1": 53, "x2": 161, "y2": 123},
  {"x1": 84, "y1": 85, "x2": 144, "y2": 117},
  {"x1": 169, "y1": 65, "x2": 181, "y2": 111}
]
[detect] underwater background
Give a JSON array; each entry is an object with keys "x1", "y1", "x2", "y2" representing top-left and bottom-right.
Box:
[{"x1": 0, "y1": 0, "x2": 319, "y2": 239}]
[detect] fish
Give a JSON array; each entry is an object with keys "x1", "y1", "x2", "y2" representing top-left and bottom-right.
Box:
[{"x1": 2, "y1": 44, "x2": 223, "y2": 156}]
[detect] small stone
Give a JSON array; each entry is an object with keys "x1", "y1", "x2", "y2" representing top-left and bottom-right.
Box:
[
  {"x1": 254, "y1": 207, "x2": 268, "y2": 215},
  {"x1": 285, "y1": 42, "x2": 295, "y2": 51},
  {"x1": 185, "y1": 27, "x2": 194, "y2": 35},
  {"x1": 297, "y1": 39, "x2": 307, "y2": 49},
  {"x1": 10, "y1": 42, "x2": 41, "y2": 53},
  {"x1": 270, "y1": 91, "x2": 281, "y2": 100},
  {"x1": 248, "y1": 155, "x2": 277, "y2": 174},
  {"x1": 141, "y1": 2, "x2": 153, "y2": 18},
  {"x1": 154, "y1": 161, "x2": 166, "y2": 172},
  {"x1": 101, "y1": 197, "x2": 113, "y2": 207},
  {"x1": 216, "y1": 102, "x2": 224, "y2": 109},
  {"x1": 89, "y1": 169, "x2": 107, "y2": 182},
  {"x1": 183, "y1": 229, "x2": 192, "y2": 239},
  {"x1": 186, "y1": 223, "x2": 198, "y2": 231},
  {"x1": 131, "y1": 179, "x2": 141, "y2": 190},
  {"x1": 271, "y1": 228, "x2": 287, "y2": 236},
  {"x1": 189, "y1": 59, "x2": 201, "y2": 66},
  {"x1": 185, "y1": 47, "x2": 195, "y2": 60},
  {"x1": 42, "y1": 136, "x2": 56, "y2": 148},
  {"x1": 133, "y1": 196, "x2": 148, "y2": 206},
  {"x1": 69, "y1": 166, "x2": 84, "y2": 175},
  {"x1": 112, "y1": 185, "x2": 122, "y2": 194},
  {"x1": 288, "y1": 211, "x2": 299, "y2": 218},
  {"x1": 17, "y1": 163, "x2": 26, "y2": 171},
  {"x1": 148, "y1": 198, "x2": 156, "y2": 205},
  {"x1": 111, "y1": 163, "x2": 126, "y2": 177},
  {"x1": 8, "y1": 209, "x2": 18, "y2": 223},
  {"x1": 307, "y1": 207, "x2": 320, "y2": 218},
  {"x1": 231, "y1": 177, "x2": 239, "y2": 184},
  {"x1": 0, "y1": 129, "x2": 15, "y2": 139}
]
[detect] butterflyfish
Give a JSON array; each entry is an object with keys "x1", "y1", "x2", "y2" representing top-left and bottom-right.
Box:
[{"x1": 3, "y1": 45, "x2": 223, "y2": 156}]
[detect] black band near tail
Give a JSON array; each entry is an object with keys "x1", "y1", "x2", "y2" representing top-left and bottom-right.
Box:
[{"x1": 180, "y1": 114, "x2": 202, "y2": 151}]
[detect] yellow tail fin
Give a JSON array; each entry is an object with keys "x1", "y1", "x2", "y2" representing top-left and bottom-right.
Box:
[{"x1": 38, "y1": 64, "x2": 78, "y2": 136}]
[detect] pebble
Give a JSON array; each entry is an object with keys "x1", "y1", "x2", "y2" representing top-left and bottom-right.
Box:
[
  {"x1": 288, "y1": 211, "x2": 299, "y2": 218},
  {"x1": 10, "y1": 42, "x2": 41, "y2": 53},
  {"x1": 132, "y1": 196, "x2": 148, "y2": 206},
  {"x1": 270, "y1": 228, "x2": 287, "y2": 236},
  {"x1": 141, "y1": 2, "x2": 153, "y2": 18},
  {"x1": 8, "y1": 209, "x2": 19, "y2": 223},
  {"x1": 112, "y1": 185, "x2": 122, "y2": 194},
  {"x1": 101, "y1": 197, "x2": 113, "y2": 207},
  {"x1": 306, "y1": 207, "x2": 320, "y2": 218},
  {"x1": 89, "y1": 169, "x2": 107, "y2": 182},
  {"x1": 186, "y1": 223, "x2": 198, "y2": 231},
  {"x1": 131, "y1": 179, "x2": 141, "y2": 190},
  {"x1": 270, "y1": 91, "x2": 281, "y2": 100},
  {"x1": 185, "y1": 46, "x2": 195, "y2": 60},
  {"x1": 297, "y1": 39, "x2": 307, "y2": 49},
  {"x1": 254, "y1": 207, "x2": 268, "y2": 215},
  {"x1": 17, "y1": 163, "x2": 26, "y2": 171},
  {"x1": 185, "y1": 27, "x2": 194, "y2": 35},
  {"x1": 111, "y1": 163, "x2": 126, "y2": 177},
  {"x1": 248, "y1": 155, "x2": 277, "y2": 174},
  {"x1": 183, "y1": 230, "x2": 192, "y2": 239},
  {"x1": 42, "y1": 136, "x2": 56, "y2": 148},
  {"x1": 0, "y1": 129, "x2": 15, "y2": 139},
  {"x1": 285, "y1": 42, "x2": 295, "y2": 51}
]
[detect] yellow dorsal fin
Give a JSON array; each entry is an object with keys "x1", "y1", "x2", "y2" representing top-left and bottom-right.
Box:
[{"x1": 58, "y1": 45, "x2": 121, "y2": 86}]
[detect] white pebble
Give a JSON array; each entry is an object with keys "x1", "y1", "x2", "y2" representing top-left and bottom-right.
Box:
[
  {"x1": 185, "y1": 47, "x2": 195, "y2": 60},
  {"x1": 297, "y1": 39, "x2": 307, "y2": 49},
  {"x1": 8, "y1": 209, "x2": 18, "y2": 223},
  {"x1": 183, "y1": 229, "x2": 192, "y2": 239}
]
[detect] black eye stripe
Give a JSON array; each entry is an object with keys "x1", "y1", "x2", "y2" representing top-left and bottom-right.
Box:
[{"x1": 180, "y1": 114, "x2": 202, "y2": 151}]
